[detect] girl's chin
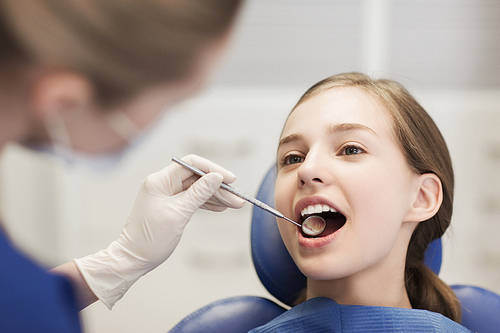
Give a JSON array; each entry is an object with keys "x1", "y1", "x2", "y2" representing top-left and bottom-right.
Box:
[
  {"x1": 294, "y1": 253, "x2": 360, "y2": 281},
  {"x1": 297, "y1": 262, "x2": 347, "y2": 281}
]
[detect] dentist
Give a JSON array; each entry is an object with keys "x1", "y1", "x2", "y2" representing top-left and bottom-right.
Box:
[{"x1": 0, "y1": 1, "x2": 244, "y2": 332}]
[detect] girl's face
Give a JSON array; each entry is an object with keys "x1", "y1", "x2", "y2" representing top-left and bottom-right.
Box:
[{"x1": 275, "y1": 87, "x2": 419, "y2": 281}]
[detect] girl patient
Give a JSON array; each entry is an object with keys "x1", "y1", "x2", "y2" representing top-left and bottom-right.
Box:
[{"x1": 255, "y1": 73, "x2": 470, "y2": 332}]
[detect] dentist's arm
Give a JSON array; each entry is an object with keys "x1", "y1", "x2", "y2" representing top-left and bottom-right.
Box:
[
  {"x1": 52, "y1": 155, "x2": 244, "y2": 310},
  {"x1": 51, "y1": 261, "x2": 98, "y2": 310}
]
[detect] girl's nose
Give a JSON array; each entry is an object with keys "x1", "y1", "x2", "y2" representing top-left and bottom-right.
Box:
[{"x1": 297, "y1": 152, "x2": 331, "y2": 188}]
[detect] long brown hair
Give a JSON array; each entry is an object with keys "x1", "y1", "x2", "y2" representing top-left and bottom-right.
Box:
[
  {"x1": 291, "y1": 72, "x2": 461, "y2": 322},
  {"x1": 0, "y1": 0, "x2": 242, "y2": 106}
]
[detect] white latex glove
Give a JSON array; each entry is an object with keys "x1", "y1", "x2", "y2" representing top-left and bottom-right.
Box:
[{"x1": 74, "y1": 154, "x2": 245, "y2": 309}]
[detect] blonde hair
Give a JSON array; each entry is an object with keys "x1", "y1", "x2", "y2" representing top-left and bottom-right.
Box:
[
  {"x1": 291, "y1": 72, "x2": 461, "y2": 322},
  {"x1": 0, "y1": 0, "x2": 242, "y2": 106}
]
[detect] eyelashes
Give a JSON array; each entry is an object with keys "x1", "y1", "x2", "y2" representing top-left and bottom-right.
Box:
[
  {"x1": 343, "y1": 145, "x2": 365, "y2": 155},
  {"x1": 279, "y1": 144, "x2": 366, "y2": 167},
  {"x1": 281, "y1": 154, "x2": 305, "y2": 166}
]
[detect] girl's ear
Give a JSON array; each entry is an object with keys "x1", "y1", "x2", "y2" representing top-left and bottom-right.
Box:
[{"x1": 403, "y1": 173, "x2": 443, "y2": 223}]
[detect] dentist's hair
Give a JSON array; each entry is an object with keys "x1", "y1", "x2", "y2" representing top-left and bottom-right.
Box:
[
  {"x1": 292, "y1": 72, "x2": 461, "y2": 322},
  {"x1": 0, "y1": 0, "x2": 242, "y2": 107}
]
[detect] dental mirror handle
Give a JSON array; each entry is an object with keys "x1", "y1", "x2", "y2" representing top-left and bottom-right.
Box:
[{"x1": 171, "y1": 156, "x2": 301, "y2": 227}]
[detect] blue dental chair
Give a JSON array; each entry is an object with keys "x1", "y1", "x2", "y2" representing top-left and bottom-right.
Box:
[{"x1": 170, "y1": 166, "x2": 500, "y2": 333}]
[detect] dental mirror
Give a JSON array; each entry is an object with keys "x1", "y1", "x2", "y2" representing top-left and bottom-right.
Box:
[{"x1": 301, "y1": 215, "x2": 327, "y2": 236}]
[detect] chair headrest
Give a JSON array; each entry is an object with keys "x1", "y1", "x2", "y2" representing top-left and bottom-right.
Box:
[
  {"x1": 452, "y1": 285, "x2": 500, "y2": 333},
  {"x1": 251, "y1": 165, "x2": 442, "y2": 306}
]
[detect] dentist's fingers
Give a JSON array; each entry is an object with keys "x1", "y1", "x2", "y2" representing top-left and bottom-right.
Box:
[
  {"x1": 182, "y1": 154, "x2": 236, "y2": 181},
  {"x1": 177, "y1": 172, "x2": 224, "y2": 213},
  {"x1": 211, "y1": 190, "x2": 246, "y2": 209},
  {"x1": 183, "y1": 174, "x2": 246, "y2": 210},
  {"x1": 201, "y1": 203, "x2": 228, "y2": 212},
  {"x1": 176, "y1": 154, "x2": 237, "y2": 183},
  {"x1": 146, "y1": 154, "x2": 237, "y2": 196}
]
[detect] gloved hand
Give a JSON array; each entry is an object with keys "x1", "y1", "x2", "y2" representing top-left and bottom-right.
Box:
[{"x1": 74, "y1": 154, "x2": 245, "y2": 309}]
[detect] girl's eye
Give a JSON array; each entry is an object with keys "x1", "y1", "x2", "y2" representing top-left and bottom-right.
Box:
[
  {"x1": 342, "y1": 145, "x2": 365, "y2": 155},
  {"x1": 283, "y1": 154, "x2": 304, "y2": 165}
]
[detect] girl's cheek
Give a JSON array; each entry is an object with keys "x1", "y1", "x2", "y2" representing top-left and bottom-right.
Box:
[
  {"x1": 275, "y1": 174, "x2": 295, "y2": 206},
  {"x1": 274, "y1": 185, "x2": 287, "y2": 212}
]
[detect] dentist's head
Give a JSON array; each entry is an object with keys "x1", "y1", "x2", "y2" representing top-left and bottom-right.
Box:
[{"x1": 0, "y1": 0, "x2": 242, "y2": 163}]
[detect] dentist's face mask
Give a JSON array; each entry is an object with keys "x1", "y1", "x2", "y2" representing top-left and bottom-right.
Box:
[{"x1": 37, "y1": 112, "x2": 145, "y2": 172}]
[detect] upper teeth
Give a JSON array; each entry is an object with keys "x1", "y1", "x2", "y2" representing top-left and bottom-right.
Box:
[{"x1": 300, "y1": 204, "x2": 337, "y2": 217}]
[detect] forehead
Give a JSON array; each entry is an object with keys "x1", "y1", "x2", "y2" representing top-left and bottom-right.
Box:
[{"x1": 282, "y1": 87, "x2": 393, "y2": 137}]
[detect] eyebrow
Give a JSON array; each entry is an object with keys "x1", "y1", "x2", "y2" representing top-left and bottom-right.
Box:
[
  {"x1": 278, "y1": 133, "x2": 303, "y2": 147},
  {"x1": 278, "y1": 122, "x2": 377, "y2": 148},
  {"x1": 328, "y1": 123, "x2": 377, "y2": 136}
]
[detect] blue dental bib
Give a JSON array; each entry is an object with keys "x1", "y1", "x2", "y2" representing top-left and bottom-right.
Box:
[{"x1": 249, "y1": 297, "x2": 470, "y2": 333}]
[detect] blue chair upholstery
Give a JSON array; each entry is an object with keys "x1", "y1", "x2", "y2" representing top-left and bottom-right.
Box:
[
  {"x1": 452, "y1": 285, "x2": 500, "y2": 333},
  {"x1": 170, "y1": 296, "x2": 285, "y2": 333},
  {"x1": 170, "y1": 165, "x2": 500, "y2": 333}
]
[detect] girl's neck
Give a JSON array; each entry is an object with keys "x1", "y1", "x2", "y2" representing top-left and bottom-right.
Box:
[
  {"x1": 306, "y1": 272, "x2": 412, "y2": 309},
  {"x1": 306, "y1": 245, "x2": 412, "y2": 309}
]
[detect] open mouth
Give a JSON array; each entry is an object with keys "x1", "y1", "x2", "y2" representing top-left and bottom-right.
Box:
[{"x1": 299, "y1": 205, "x2": 347, "y2": 239}]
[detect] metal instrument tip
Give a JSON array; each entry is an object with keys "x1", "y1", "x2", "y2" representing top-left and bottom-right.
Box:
[{"x1": 282, "y1": 216, "x2": 301, "y2": 227}]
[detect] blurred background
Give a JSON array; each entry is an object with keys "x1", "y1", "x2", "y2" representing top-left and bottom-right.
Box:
[{"x1": 1, "y1": 0, "x2": 499, "y2": 332}]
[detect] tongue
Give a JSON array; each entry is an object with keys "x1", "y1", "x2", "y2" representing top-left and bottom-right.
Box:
[{"x1": 316, "y1": 215, "x2": 345, "y2": 237}]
